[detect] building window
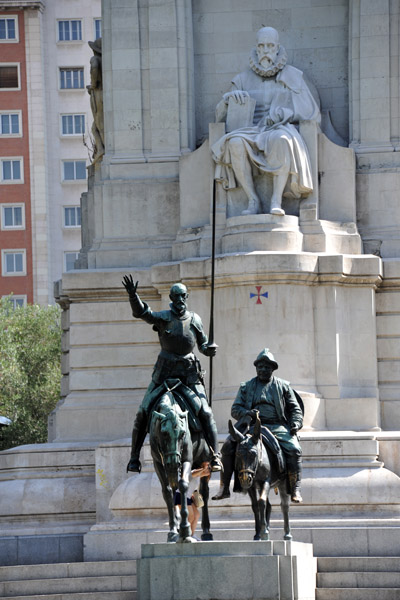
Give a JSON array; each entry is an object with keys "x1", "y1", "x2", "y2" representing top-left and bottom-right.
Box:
[
  {"x1": 64, "y1": 252, "x2": 79, "y2": 272},
  {"x1": 64, "y1": 206, "x2": 81, "y2": 227},
  {"x1": 94, "y1": 18, "x2": 101, "y2": 40},
  {"x1": 0, "y1": 64, "x2": 20, "y2": 89},
  {"x1": 58, "y1": 20, "x2": 82, "y2": 42},
  {"x1": 1, "y1": 204, "x2": 25, "y2": 229},
  {"x1": 0, "y1": 16, "x2": 18, "y2": 42},
  {"x1": 62, "y1": 160, "x2": 86, "y2": 181},
  {"x1": 3, "y1": 295, "x2": 26, "y2": 309},
  {"x1": 2, "y1": 250, "x2": 26, "y2": 276},
  {"x1": 0, "y1": 158, "x2": 23, "y2": 183},
  {"x1": 61, "y1": 114, "x2": 85, "y2": 136},
  {"x1": 59, "y1": 68, "x2": 84, "y2": 90},
  {"x1": 0, "y1": 112, "x2": 21, "y2": 136}
]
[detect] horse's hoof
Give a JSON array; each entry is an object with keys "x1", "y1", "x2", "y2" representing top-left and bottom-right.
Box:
[
  {"x1": 261, "y1": 533, "x2": 270, "y2": 541},
  {"x1": 167, "y1": 532, "x2": 179, "y2": 543},
  {"x1": 179, "y1": 536, "x2": 197, "y2": 543},
  {"x1": 253, "y1": 534, "x2": 261, "y2": 541},
  {"x1": 284, "y1": 533, "x2": 293, "y2": 541},
  {"x1": 201, "y1": 532, "x2": 213, "y2": 541}
]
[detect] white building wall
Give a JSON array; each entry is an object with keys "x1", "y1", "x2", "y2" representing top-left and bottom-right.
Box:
[
  {"x1": 25, "y1": 7, "x2": 48, "y2": 305},
  {"x1": 42, "y1": 0, "x2": 101, "y2": 302}
]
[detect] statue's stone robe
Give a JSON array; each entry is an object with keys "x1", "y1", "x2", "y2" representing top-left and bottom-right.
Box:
[{"x1": 212, "y1": 64, "x2": 321, "y2": 199}]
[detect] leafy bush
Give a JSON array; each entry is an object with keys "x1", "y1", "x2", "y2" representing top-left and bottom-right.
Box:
[{"x1": 0, "y1": 297, "x2": 62, "y2": 450}]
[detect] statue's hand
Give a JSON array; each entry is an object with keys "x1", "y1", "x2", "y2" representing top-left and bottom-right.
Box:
[
  {"x1": 248, "y1": 409, "x2": 260, "y2": 422},
  {"x1": 243, "y1": 412, "x2": 253, "y2": 426},
  {"x1": 203, "y1": 344, "x2": 218, "y2": 357},
  {"x1": 224, "y1": 91, "x2": 249, "y2": 105},
  {"x1": 122, "y1": 274, "x2": 138, "y2": 297},
  {"x1": 290, "y1": 424, "x2": 299, "y2": 435}
]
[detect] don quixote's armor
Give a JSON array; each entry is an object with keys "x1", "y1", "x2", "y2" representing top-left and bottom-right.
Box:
[{"x1": 123, "y1": 277, "x2": 222, "y2": 473}]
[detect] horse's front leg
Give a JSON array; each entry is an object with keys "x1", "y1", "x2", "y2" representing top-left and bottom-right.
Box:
[
  {"x1": 178, "y1": 460, "x2": 192, "y2": 542},
  {"x1": 279, "y1": 481, "x2": 292, "y2": 540},
  {"x1": 200, "y1": 475, "x2": 213, "y2": 541},
  {"x1": 248, "y1": 486, "x2": 262, "y2": 540},
  {"x1": 153, "y1": 460, "x2": 179, "y2": 542},
  {"x1": 259, "y1": 481, "x2": 270, "y2": 541}
]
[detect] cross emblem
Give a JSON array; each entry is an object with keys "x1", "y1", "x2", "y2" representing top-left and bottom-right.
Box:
[{"x1": 250, "y1": 286, "x2": 269, "y2": 304}]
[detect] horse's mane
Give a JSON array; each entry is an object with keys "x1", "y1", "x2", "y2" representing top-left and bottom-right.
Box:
[{"x1": 157, "y1": 394, "x2": 186, "y2": 418}]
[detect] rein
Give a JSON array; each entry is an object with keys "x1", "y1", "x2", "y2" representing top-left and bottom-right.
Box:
[
  {"x1": 237, "y1": 438, "x2": 263, "y2": 477},
  {"x1": 154, "y1": 402, "x2": 187, "y2": 468}
]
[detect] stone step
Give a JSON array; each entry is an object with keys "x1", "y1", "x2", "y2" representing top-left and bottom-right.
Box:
[
  {"x1": 0, "y1": 560, "x2": 136, "y2": 582},
  {"x1": 317, "y1": 556, "x2": 400, "y2": 572},
  {"x1": 316, "y1": 590, "x2": 400, "y2": 600},
  {"x1": 0, "y1": 593, "x2": 136, "y2": 600},
  {"x1": 0, "y1": 575, "x2": 136, "y2": 597},
  {"x1": 317, "y1": 571, "x2": 400, "y2": 588},
  {"x1": 316, "y1": 556, "x2": 400, "y2": 600}
]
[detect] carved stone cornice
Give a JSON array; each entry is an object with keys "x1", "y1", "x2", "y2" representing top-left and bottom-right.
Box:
[{"x1": 0, "y1": 1, "x2": 45, "y2": 11}]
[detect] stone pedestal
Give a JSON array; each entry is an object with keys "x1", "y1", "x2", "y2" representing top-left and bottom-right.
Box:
[
  {"x1": 221, "y1": 215, "x2": 303, "y2": 254},
  {"x1": 137, "y1": 540, "x2": 316, "y2": 600}
]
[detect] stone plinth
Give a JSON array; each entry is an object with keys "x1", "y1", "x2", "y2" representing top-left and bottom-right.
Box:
[
  {"x1": 222, "y1": 215, "x2": 303, "y2": 254},
  {"x1": 137, "y1": 540, "x2": 316, "y2": 600}
]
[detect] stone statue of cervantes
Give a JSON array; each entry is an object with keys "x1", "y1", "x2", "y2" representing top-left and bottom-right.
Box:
[{"x1": 212, "y1": 27, "x2": 321, "y2": 216}]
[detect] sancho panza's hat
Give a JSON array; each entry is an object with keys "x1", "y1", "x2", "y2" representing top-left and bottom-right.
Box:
[{"x1": 254, "y1": 348, "x2": 278, "y2": 370}]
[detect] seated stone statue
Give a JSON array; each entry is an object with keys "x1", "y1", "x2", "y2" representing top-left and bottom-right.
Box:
[
  {"x1": 212, "y1": 348, "x2": 304, "y2": 503},
  {"x1": 122, "y1": 276, "x2": 222, "y2": 473},
  {"x1": 212, "y1": 26, "x2": 320, "y2": 216}
]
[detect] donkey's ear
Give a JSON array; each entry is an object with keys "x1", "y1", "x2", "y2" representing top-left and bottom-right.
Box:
[
  {"x1": 229, "y1": 420, "x2": 245, "y2": 442},
  {"x1": 251, "y1": 415, "x2": 261, "y2": 444}
]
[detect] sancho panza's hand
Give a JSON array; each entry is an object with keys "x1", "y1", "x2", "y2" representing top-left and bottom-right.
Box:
[{"x1": 122, "y1": 274, "x2": 138, "y2": 297}]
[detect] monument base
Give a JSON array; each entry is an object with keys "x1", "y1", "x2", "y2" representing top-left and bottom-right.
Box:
[{"x1": 137, "y1": 540, "x2": 316, "y2": 600}]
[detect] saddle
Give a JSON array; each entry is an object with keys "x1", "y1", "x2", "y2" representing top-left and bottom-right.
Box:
[
  {"x1": 260, "y1": 425, "x2": 285, "y2": 475},
  {"x1": 146, "y1": 378, "x2": 203, "y2": 433}
]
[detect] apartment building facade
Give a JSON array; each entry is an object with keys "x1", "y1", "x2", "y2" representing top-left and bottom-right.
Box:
[{"x1": 0, "y1": 0, "x2": 101, "y2": 306}]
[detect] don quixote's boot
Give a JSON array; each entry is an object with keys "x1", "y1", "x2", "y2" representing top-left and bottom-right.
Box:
[
  {"x1": 212, "y1": 450, "x2": 235, "y2": 500},
  {"x1": 286, "y1": 454, "x2": 303, "y2": 503},
  {"x1": 199, "y1": 409, "x2": 223, "y2": 472},
  {"x1": 126, "y1": 409, "x2": 148, "y2": 473}
]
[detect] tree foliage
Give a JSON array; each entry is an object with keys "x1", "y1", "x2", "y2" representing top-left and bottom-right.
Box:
[{"x1": 0, "y1": 297, "x2": 62, "y2": 450}]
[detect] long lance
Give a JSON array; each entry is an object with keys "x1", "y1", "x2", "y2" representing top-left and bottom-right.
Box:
[{"x1": 208, "y1": 178, "x2": 218, "y2": 407}]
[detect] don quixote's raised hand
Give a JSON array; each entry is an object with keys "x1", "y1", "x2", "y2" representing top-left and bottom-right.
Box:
[{"x1": 122, "y1": 274, "x2": 138, "y2": 297}]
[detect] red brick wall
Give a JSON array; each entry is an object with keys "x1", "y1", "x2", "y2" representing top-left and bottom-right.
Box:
[{"x1": 0, "y1": 9, "x2": 34, "y2": 304}]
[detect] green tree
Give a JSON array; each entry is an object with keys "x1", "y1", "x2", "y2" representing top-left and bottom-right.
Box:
[{"x1": 0, "y1": 297, "x2": 62, "y2": 450}]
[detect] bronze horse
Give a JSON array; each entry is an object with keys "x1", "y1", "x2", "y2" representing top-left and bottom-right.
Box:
[
  {"x1": 229, "y1": 414, "x2": 292, "y2": 540},
  {"x1": 149, "y1": 385, "x2": 213, "y2": 543}
]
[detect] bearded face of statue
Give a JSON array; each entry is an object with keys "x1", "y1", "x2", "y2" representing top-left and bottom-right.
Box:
[
  {"x1": 256, "y1": 28, "x2": 280, "y2": 68},
  {"x1": 169, "y1": 284, "x2": 188, "y2": 316}
]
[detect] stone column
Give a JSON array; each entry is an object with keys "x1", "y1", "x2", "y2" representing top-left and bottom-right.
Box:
[
  {"x1": 85, "y1": 0, "x2": 195, "y2": 268},
  {"x1": 349, "y1": 0, "x2": 392, "y2": 153},
  {"x1": 350, "y1": 0, "x2": 400, "y2": 258}
]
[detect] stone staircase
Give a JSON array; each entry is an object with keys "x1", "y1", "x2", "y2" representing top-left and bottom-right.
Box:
[
  {"x1": 0, "y1": 560, "x2": 137, "y2": 600},
  {"x1": 316, "y1": 557, "x2": 400, "y2": 599},
  {"x1": 3, "y1": 551, "x2": 400, "y2": 600}
]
